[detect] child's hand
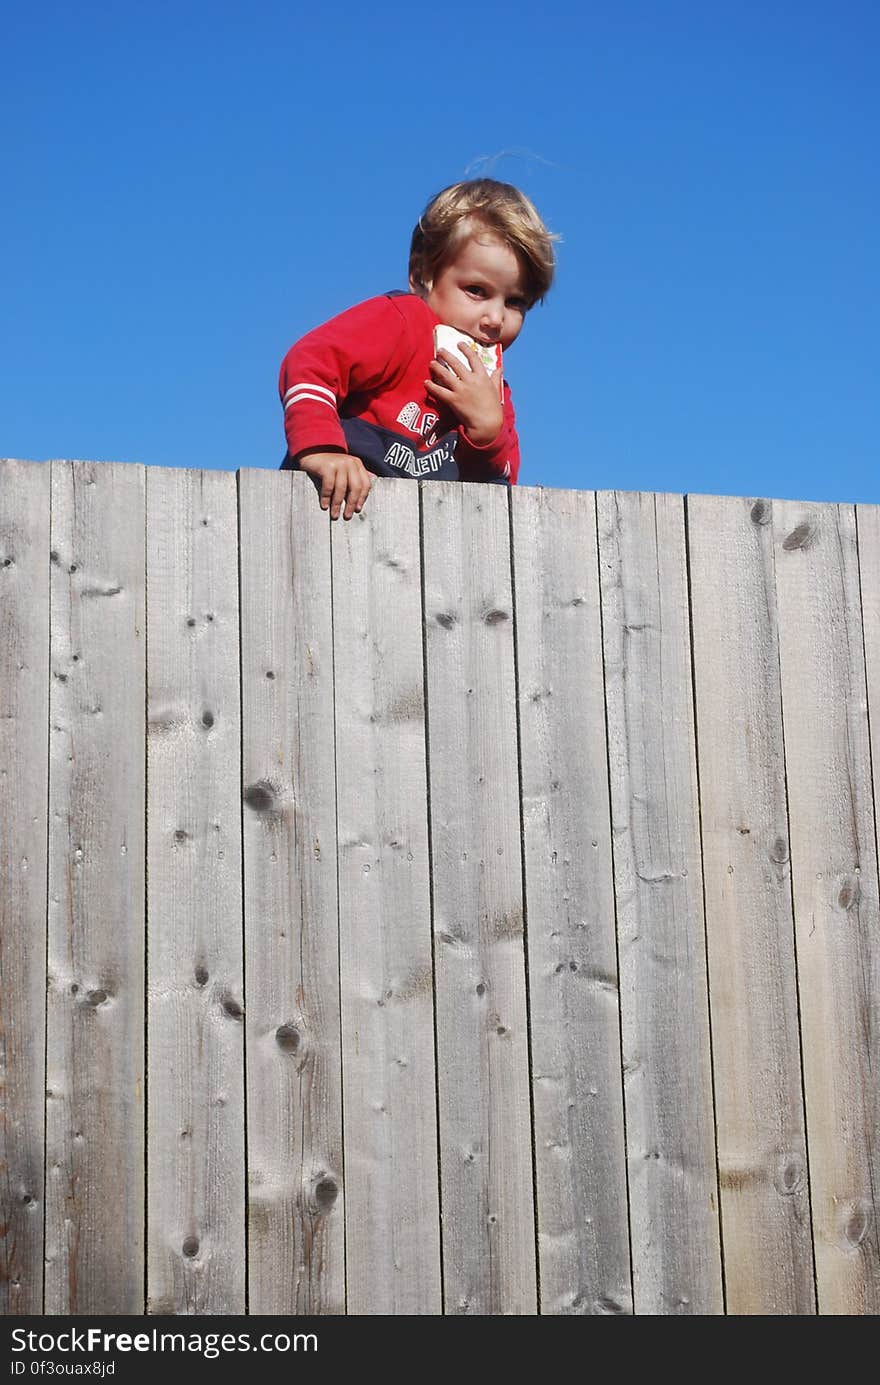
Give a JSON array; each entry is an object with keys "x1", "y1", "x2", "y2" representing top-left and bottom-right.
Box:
[
  {"x1": 297, "y1": 451, "x2": 372, "y2": 520},
  {"x1": 425, "y1": 343, "x2": 504, "y2": 446}
]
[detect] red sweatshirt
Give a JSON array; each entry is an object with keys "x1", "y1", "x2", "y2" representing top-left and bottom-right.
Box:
[{"x1": 279, "y1": 292, "x2": 520, "y2": 484}]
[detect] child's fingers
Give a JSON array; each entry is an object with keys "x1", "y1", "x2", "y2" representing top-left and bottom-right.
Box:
[
  {"x1": 426, "y1": 359, "x2": 459, "y2": 391},
  {"x1": 298, "y1": 450, "x2": 370, "y2": 519},
  {"x1": 427, "y1": 367, "x2": 456, "y2": 393},
  {"x1": 344, "y1": 462, "x2": 372, "y2": 520},
  {"x1": 315, "y1": 469, "x2": 334, "y2": 510},
  {"x1": 458, "y1": 342, "x2": 503, "y2": 397},
  {"x1": 328, "y1": 469, "x2": 348, "y2": 520},
  {"x1": 458, "y1": 341, "x2": 489, "y2": 375},
  {"x1": 434, "y1": 348, "x2": 466, "y2": 378},
  {"x1": 425, "y1": 375, "x2": 454, "y2": 402}
]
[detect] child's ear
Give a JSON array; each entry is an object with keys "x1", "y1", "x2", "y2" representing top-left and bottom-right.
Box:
[{"x1": 409, "y1": 272, "x2": 430, "y2": 298}]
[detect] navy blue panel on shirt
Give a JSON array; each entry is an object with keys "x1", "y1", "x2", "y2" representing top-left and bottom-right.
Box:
[
  {"x1": 281, "y1": 417, "x2": 509, "y2": 484},
  {"x1": 282, "y1": 417, "x2": 463, "y2": 481},
  {"x1": 340, "y1": 418, "x2": 461, "y2": 480}
]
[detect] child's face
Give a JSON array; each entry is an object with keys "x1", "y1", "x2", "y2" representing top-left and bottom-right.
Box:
[{"x1": 421, "y1": 234, "x2": 528, "y2": 351}]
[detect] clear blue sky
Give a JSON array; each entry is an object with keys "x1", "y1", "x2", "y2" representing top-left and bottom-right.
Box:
[{"x1": 2, "y1": 1, "x2": 877, "y2": 502}]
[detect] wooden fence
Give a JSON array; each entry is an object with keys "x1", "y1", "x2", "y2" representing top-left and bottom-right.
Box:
[{"x1": 1, "y1": 458, "x2": 878, "y2": 1316}]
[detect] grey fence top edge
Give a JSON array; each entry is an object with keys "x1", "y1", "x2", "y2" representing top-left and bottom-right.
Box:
[{"x1": 1, "y1": 456, "x2": 877, "y2": 511}]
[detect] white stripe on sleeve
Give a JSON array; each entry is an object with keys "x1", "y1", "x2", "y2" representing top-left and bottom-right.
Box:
[
  {"x1": 284, "y1": 391, "x2": 339, "y2": 412},
  {"x1": 284, "y1": 382, "x2": 336, "y2": 405}
]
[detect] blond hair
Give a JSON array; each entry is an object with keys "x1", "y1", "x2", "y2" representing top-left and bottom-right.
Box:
[{"x1": 409, "y1": 179, "x2": 558, "y2": 307}]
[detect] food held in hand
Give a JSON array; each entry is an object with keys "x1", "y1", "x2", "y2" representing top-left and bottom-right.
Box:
[{"x1": 433, "y1": 325, "x2": 503, "y2": 377}]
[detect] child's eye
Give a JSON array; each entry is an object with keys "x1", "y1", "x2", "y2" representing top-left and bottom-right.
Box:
[
  {"x1": 465, "y1": 285, "x2": 486, "y2": 297},
  {"x1": 507, "y1": 297, "x2": 527, "y2": 312}
]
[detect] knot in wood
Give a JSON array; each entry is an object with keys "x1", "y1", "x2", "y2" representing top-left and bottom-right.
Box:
[
  {"x1": 844, "y1": 1202, "x2": 871, "y2": 1247},
  {"x1": 314, "y1": 1177, "x2": 339, "y2": 1212},
  {"x1": 182, "y1": 1236, "x2": 199, "y2": 1258},
  {"x1": 243, "y1": 780, "x2": 277, "y2": 813},
  {"x1": 782, "y1": 521, "x2": 816, "y2": 551},
  {"x1": 774, "y1": 1154, "x2": 804, "y2": 1196},
  {"x1": 275, "y1": 1024, "x2": 300, "y2": 1053},
  {"x1": 749, "y1": 500, "x2": 770, "y2": 525},
  {"x1": 596, "y1": 1295, "x2": 629, "y2": 1314}
]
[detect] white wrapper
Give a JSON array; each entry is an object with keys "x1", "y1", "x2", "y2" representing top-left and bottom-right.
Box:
[{"x1": 433, "y1": 325, "x2": 503, "y2": 377}]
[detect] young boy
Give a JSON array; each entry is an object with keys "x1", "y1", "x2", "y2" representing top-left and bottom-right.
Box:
[{"x1": 279, "y1": 178, "x2": 556, "y2": 519}]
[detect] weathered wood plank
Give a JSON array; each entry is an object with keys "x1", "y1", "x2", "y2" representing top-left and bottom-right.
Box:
[
  {"x1": 0, "y1": 460, "x2": 50, "y2": 1313},
  {"x1": 859, "y1": 499, "x2": 880, "y2": 946},
  {"x1": 331, "y1": 479, "x2": 441, "y2": 1314},
  {"x1": 239, "y1": 468, "x2": 344, "y2": 1314},
  {"x1": 145, "y1": 467, "x2": 245, "y2": 1314},
  {"x1": 858, "y1": 503, "x2": 880, "y2": 1315},
  {"x1": 45, "y1": 461, "x2": 146, "y2": 1314},
  {"x1": 597, "y1": 489, "x2": 723, "y2": 1315},
  {"x1": 774, "y1": 500, "x2": 880, "y2": 1314},
  {"x1": 688, "y1": 493, "x2": 815, "y2": 1314},
  {"x1": 511, "y1": 485, "x2": 631, "y2": 1315},
  {"x1": 422, "y1": 481, "x2": 536, "y2": 1315}
]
